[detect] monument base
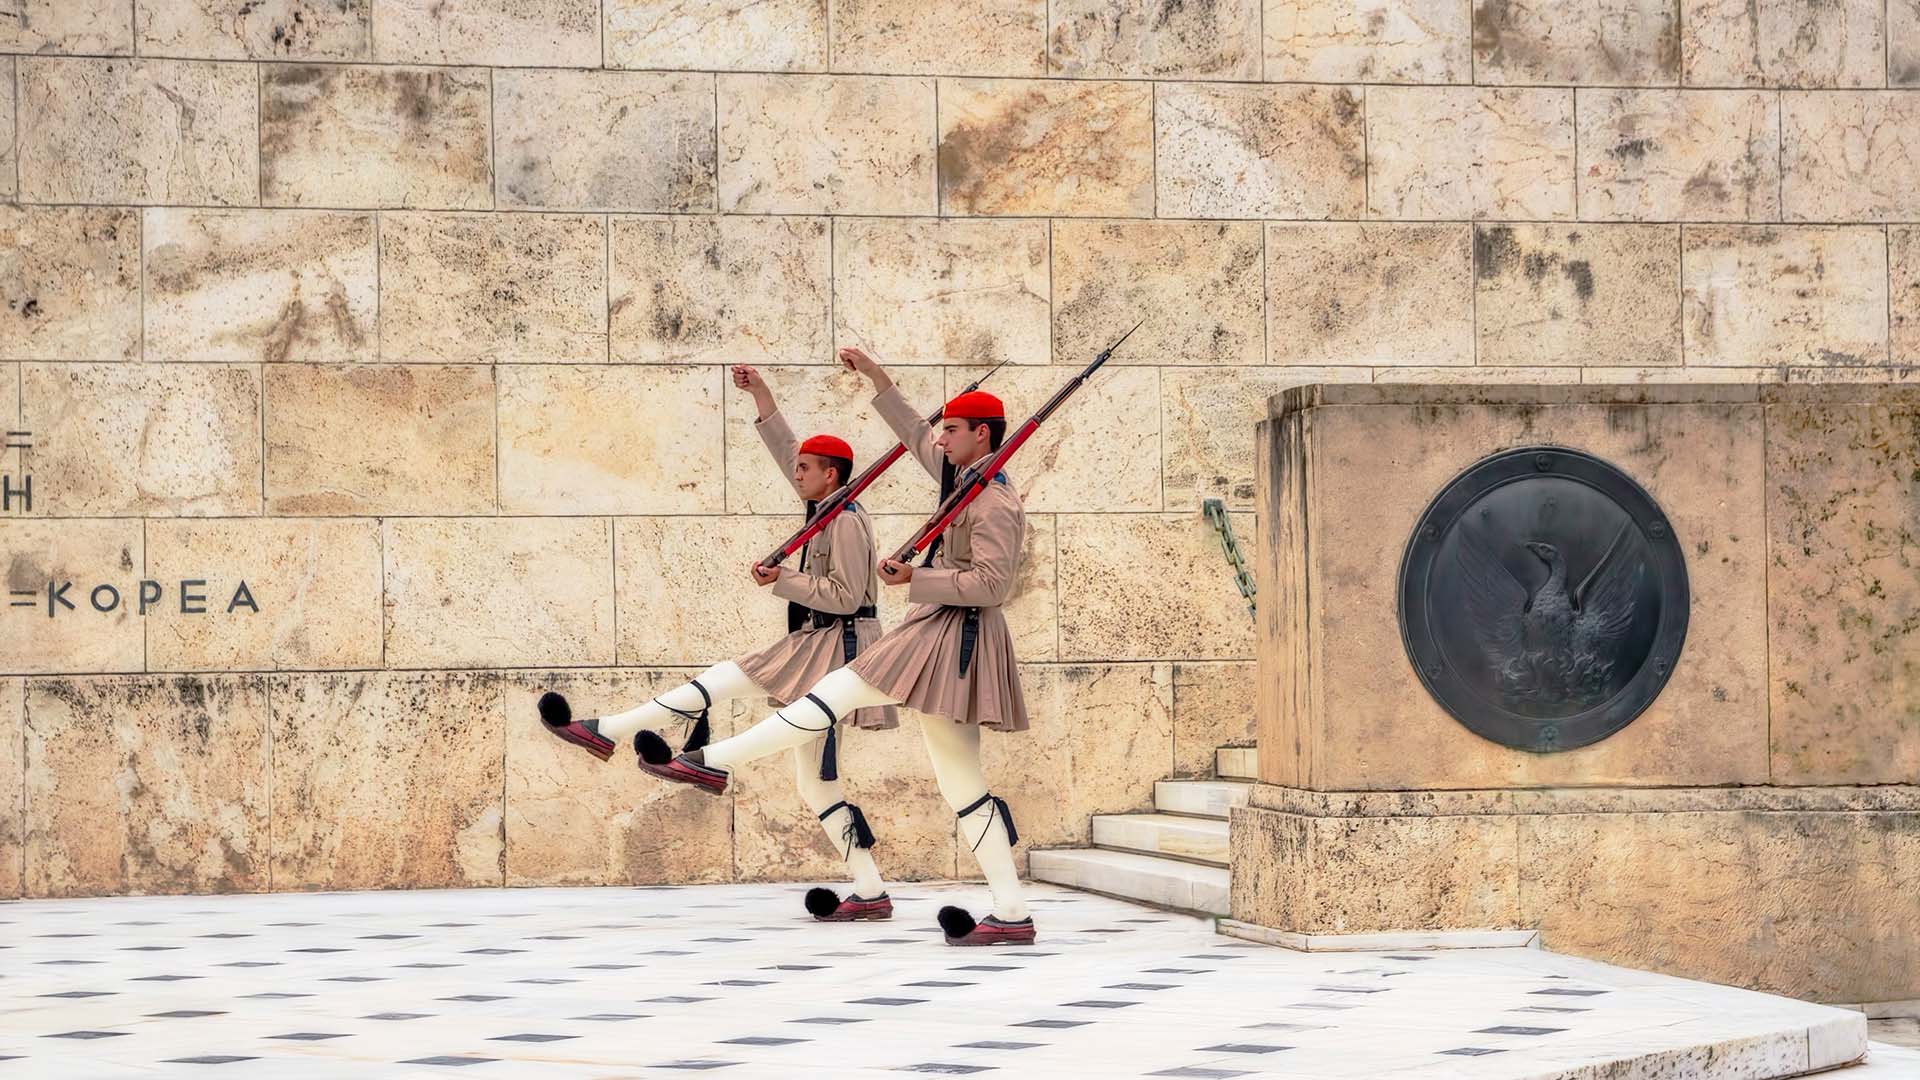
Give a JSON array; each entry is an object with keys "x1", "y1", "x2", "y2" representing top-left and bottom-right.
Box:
[{"x1": 1230, "y1": 783, "x2": 1920, "y2": 1004}]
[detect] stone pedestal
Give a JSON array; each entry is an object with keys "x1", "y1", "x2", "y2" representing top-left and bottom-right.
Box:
[{"x1": 1230, "y1": 384, "x2": 1920, "y2": 1004}]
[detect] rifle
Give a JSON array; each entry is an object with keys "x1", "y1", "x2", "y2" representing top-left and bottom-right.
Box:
[
  {"x1": 757, "y1": 360, "x2": 1008, "y2": 569},
  {"x1": 883, "y1": 320, "x2": 1144, "y2": 567}
]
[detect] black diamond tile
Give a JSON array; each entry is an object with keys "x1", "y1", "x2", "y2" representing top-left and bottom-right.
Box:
[
  {"x1": 324, "y1": 976, "x2": 386, "y2": 983},
  {"x1": 1144, "y1": 968, "x2": 1210, "y2": 975},
  {"x1": 38, "y1": 932, "x2": 93, "y2": 938},
  {"x1": 439, "y1": 994, "x2": 510, "y2": 1002},
  {"x1": 647, "y1": 949, "x2": 697, "y2": 956},
  {"x1": 132, "y1": 975, "x2": 202, "y2": 982},
  {"x1": 1061, "y1": 1000, "x2": 1138, "y2": 1009},
  {"x1": 243, "y1": 992, "x2": 313, "y2": 1000},
  {"x1": 1242, "y1": 1022, "x2": 1323, "y2": 1032},
  {"x1": 862, "y1": 938, "x2": 919, "y2": 944},
  {"x1": 269, "y1": 1032, "x2": 349, "y2": 1041},
  {"x1": 1197, "y1": 1044, "x2": 1292, "y2": 1054},
  {"x1": 577, "y1": 963, "x2": 642, "y2": 970},
  {"x1": 1513, "y1": 1005, "x2": 1591, "y2": 1014},
  {"x1": 149, "y1": 1010, "x2": 226, "y2": 1019},
  {"x1": 695, "y1": 937, "x2": 750, "y2": 943},
  {"x1": 512, "y1": 977, "x2": 578, "y2": 985},
  {"x1": 1286, "y1": 1002, "x2": 1356, "y2": 1011},
  {"x1": 290, "y1": 947, "x2": 348, "y2": 954},
  {"x1": 849, "y1": 997, "x2": 926, "y2": 1006},
  {"x1": 1314, "y1": 985, "x2": 1387, "y2": 994},
  {"x1": 644, "y1": 995, "x2": 712, "y2": 1004},
  {"x1": 269, "y1": 922, "x2": 319, "y2": 927},
  {"x1": 399, "y1": 962, "x2": 461, "y2": 969},
  {"x1": 1013, "y1": 1020, "x2": 1089, "y2": 1029},
  {"x1": 426, "y1": 922, "x2": 476, "y2": 928},
  {"x1": 219, "y1": 961, "x2": 280, "y2": 968},
  {"x1": 1120, "y1": 918, "x2": 1168, "y2": 923},
  {"x1": 571, "y1": 1014, "x2": 647, "y2": 1021},
  {"x1": 489, "y1": 1033, "x2": 577, "y2": 1043},
  {"x1": 1474, "y1": 1025, "x2": 1566, "y2": 1036},
  {"x1": 38, "y1": 959, "x2": 101, "y2": 965},
  {"x1": 364, "y1": 1013, "x2": 432, "y2": 1021},
  {"x1": 360, "y1": 933, "x2": 419, "y2": 940},
  {"x1": 1384, "y1": 955, "x2": 1433, "y2": 961},
  {"x1": 654, "y1": 1061, "x2": 739, "y2": 1071},
  {"x1": 1148, "y1": 1069, "x2": 1254, "y2": 1079},
  {"x1": 791, "y1": 1016, "x2": 871, "y2": 1025},
  {"x1": 1440, "y1": 1047, "x2": 1506, "y2": 1057},
  {"x1": 705, "y1": 979, "x2": 773, "y2": 987},
  {"x1": 905, "y1": 980, "x2": 975, "y2": 988},
  {"x1": 762, "y1": 964, "x2": 826, "y2": 971},
  {"x1": 44, "y1": 1031, "x2": 128, "y2": 1040},
  {"x1": 951, "y1": 964, "x2": 1019, "y2": 972},
  {"x1": 39, "y1": 990, "x2": 114, "y2": 998},
  {"x1": 401, "y1": 1055, "x2": 497, "y2": 1066},
  {"x1": 1531, "y1": 988, "x2": 1607, "y2": 996},
  {"x1": 955, "y1": 1041, "x2": 1044, "y2": 1050},
  {"x1": 898, "y1": 1065, "x2": 993, "y2": 1074},
  {"x1": 121, "y1": 945, "x2": 182, "y2": 951},
  {"x1": 1081, "y1": 928, "x2": 1132, "y2": 934},
  {"x1": 1181, "y1": 953, "x2": 1243, "y2": 960},
  {"x1": 464, "y1": 948, "x2": 524, "y2": 955},
  {"x1": 720, "y1": 1036, "x2": 807, "y2": 1046},
  {"x1": 1105, "y1": 982, "x2": 1175, "y2": 990},
  {"x1": 163, "y1": 1055, "x2": 256, "y2": 1065}
]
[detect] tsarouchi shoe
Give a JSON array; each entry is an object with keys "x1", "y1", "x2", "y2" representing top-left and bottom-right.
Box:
[
  {"x1": 634, "y1": 730, "x2": 730, "y2": 795},
  {"x1": 536, "y1": 691, "x2": 615, "y2": 761},
  {"x1": 938, "y1": 906, "x2": 1035, "y2": 946},
  {"x1": 805, "y1": 888, "x2": 893, "y2": 922}
]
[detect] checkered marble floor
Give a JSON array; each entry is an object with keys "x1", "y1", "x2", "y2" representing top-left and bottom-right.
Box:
[{"x1": 0, "y1": 882, "x2": 1874, "y2": 1078}]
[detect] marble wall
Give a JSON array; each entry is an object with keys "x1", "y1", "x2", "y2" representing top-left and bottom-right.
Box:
[{"x1": 2, "y1": 0, "x2": 1916, "y2": 898}]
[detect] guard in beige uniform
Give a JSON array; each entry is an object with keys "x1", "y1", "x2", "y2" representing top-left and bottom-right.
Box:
[
  {"x1": 538, "y1": 365, "x2": 897, "y2": 920},
  {"x1": 637, "y1": 348, "x2": 1038, "y2": 947}
]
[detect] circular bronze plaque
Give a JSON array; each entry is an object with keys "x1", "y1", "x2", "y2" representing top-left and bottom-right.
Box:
[{"x1": 1397, "y1": 446, "x2": 1689, "y2": 753}]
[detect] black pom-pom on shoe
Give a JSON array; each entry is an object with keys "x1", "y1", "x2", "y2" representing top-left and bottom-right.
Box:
[
  {"x1": 537, "y1": 691, "x2": 571, "y2": 728},
  {"x1": 635, "y1": 729, "x2": 674, "y2": 766},
  {"x1": 937, "y1": 905, "x2": 978, "y2": 940},
  {"x1": 804, "y1": 887, "x2": 842, "y2": 918}
]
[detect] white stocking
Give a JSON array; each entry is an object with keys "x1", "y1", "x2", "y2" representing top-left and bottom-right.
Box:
[
  {"x1": 594, "y1": 660, "x2": 763, "y2": 743},
  {"x1": 700, "y1": 667, "x2": 899, "y2": 774},
  {"x1": 790, "y1": 745, "x2": 887, "y2": 899},
  {"x1": 920, "y1": 713, "x2": 1029, "y2": 922}
]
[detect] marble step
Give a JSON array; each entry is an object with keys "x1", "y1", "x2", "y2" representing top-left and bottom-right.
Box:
[
  {"x1": 1091, "y1": 812, "x2": 1229, "y2": 867},
  {"x1": 1029, "y1": 848, "x2": 1231, "y2": 916},
  {"x1": 1153, "y1": 779, "x2": 1253, "y2": 820},
  {"x1": 1214, "y1": 746, "x2": 1257, "y2": 780}
]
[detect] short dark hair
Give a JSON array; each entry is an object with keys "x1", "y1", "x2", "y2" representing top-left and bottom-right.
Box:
[
  {"x1": 965, "y1": 417, "x2": 1006, "y2": 450},
  {"x1": 818, "y1": 454, "x2": 853, "y2": 488}
]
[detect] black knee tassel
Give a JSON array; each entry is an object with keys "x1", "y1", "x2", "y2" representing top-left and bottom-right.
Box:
[
  {"x1": 819, "y1": 723, "x2": 838, "y2": 782},
  {"x1": 820, "y1": 800, "x2": 875, "y2": 851},
  {"x1": 956, "y1": 792, "x2": 1018, "y2": 849}
]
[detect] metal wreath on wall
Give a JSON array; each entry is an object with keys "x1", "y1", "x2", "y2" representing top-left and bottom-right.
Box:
[{"x1": 1397, "y1": 446, "x2": 1690, "y2": 753}]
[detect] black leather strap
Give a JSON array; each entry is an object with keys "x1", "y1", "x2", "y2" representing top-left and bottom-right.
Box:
[{"x1": 956, "y1": 791, "x2": 1017, "y2": 851}]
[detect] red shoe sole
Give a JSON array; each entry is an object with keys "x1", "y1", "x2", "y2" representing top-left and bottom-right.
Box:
[
  {"x1": 639, "y1": 757, "x2": 729, "y2": 795},
  {"x1": 815, "y1": 905, "x2": 893, "y2": 922},
  {"x1": 947, "y1": 928, "x2": 1036, "y2": 946},
  {"x1": 545, "y1": 720, "x2": 614, "y2": 762}
]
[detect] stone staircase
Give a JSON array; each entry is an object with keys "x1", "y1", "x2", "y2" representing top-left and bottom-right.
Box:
[{"x1": 1028, "y1": 746, "x2": 1254, "y2": 917}]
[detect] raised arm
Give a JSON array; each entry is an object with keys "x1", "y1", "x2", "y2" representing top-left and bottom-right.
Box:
[
  {"x1": 734, "y1": 365, "x2": 804, "y2": 497},
  {"x1": 771, "y1": 511, "x2": 872, "y2": 615},
  {"x1": 907, "y1": 495, "x2": 1023, "y2": 608},
  {"x1": 839, "y1": 347, "x2": 941, "y2": 479}
]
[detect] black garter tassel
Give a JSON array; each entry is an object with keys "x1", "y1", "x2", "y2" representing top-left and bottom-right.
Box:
[
  {"x1": 819, "y1": 800, "x2": 875, "y2": 851},
  {"x1": 819, "y1": 723, "x2": 838, "y2": 782}
]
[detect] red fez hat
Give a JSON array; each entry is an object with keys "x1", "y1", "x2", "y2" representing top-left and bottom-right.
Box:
[
  {"x1": 798, "y1": 433, "x2": 853, "y2": 460},
  {"x1": 943, "y1": 390, "x2": 1005, "y2": 420}
]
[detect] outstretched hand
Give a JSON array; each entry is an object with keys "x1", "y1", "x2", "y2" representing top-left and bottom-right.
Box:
[
  {"x1": 750, "y1": 563, "x2": 780, "y2": 587},
  {"x1": 878, "y1": 558, "x2": 913, "y2": 585}
]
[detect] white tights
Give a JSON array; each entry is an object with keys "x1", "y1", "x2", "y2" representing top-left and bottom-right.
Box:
[{"x1": 701, "y1": 667, "x2": 1030, "y2": 922}]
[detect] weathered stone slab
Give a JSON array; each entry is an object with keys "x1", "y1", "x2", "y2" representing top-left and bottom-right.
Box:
[
  {"x1": 25, "y1": 675, "x2": 269, "y2": 897},
  {"x1": 0, "y1": 678, "x2": 18, "y2": 899},
  {"x1": 1897, "y1": 1, "x2": 1920, "y2": 86},
  {"x1": 380, "y1": 212, "x2": 605, "y2": 364},
  {"x1": 1781, "y1": 92, "x2": 1920, "y2": 221},
  {"x1": 24, "y1": 363, "x2": 261, "y2": 516},
  {"x1": 261, "y1": 64, "x2": 491, "y2": 209},
  {"x1": 1059, "y1": 512, "x2": 1255, "y2": 661},
  {"x1": 1577, "y1": 89, "x2": 1780, "y2": 221},
  {"x1": 833, "y1": 218, "x2": 1048, "y2": 366},
  {"x1": 1163, "y1": 367, "x2": 1370, "y2": 511},
  {"x1": 384, "y1": 519, "x2": 615, "y2": 669},
  {"x1": 1897, "y1": 226, "x2": 1920, "y2": 366},
  {"x1": 610, "y1": 215, "x2": 830, "y2": 366},
  {"x1": 1155, "y1": 83, "x2": 1364, "y2": 219},
  {"x1": 1766, "y1": 402, "x2": 1920, "y2": 786},
  {"x1": 1266, "y1": 223, "x2": 1473, "y2": 368},
  {"x1": 138, "y1": 0, "x2": 371, "y2": 60},
  {"x1": 18, "y1": 58, "x2": 257, "y2": 206},
  {"x1": 837, "y1": 0, "x2": 1045, "y2": 76},
  {"x1": 0, "y1": 207, "x2": 140, "y2": 363},
  {"x1": 1048, "y1": 0, "x2": 1258, "y2": 78},
  {"x1": 1052, "y1": 220, "x2": 1264, "y2": 367},
  {"x1": 1173, "y1": 661, "x2": 1254, "y2": 778},
  {"x1": 1265, "y1": 0, "x2": 1469, "y2": 82},
  {"x1": 1682, "y1": 226, "x2": 1888, "y2": 368},
  {"x1": 145, "y1": 518, "x2": 383, "y2": 672},
  {"x1": 264, "y1": 364, "x2": 495, "y2": 516},
  {"x1": 606, "y1": 0, "x2": 826, "y2": 72},
  {"x1": 719, "y1": 74, "x2": 936, "y2": 214},
  {"x1": 270, "y1": 671, "x2": 503, "y2": 890},
  {"x1": 721, "y1": 366, "x2": 946, "y2": 515},
  {"x1": 946, "y1": 365, "x2": 1159, "y2": 512},
  {"x1": 938, "y1": 78, "x2": 1153, "y2": 217},
  {"x1": 1474, "y1": 224, "x2": 1683, "y2": 368},
  {"x1": 1, "y1": 0, "x2": 133, "y2": 54},
  {"x1": 496, "y1": 70, "x2": 715, "y2": 212},
  {"x1": 145, "y1": 209, "x2": 377, "y2": 365},
  {"x1": 497, "y1": 365, "x2": 723, "y2": 515},
  {"x1": 615, "y1": 515, "x2": 795, "y2": 665},
  {"x1": 0, "y1": 520, "x2": 143, "y2": 674},
  {"x1": 1473, "y1": 0, "x2": 1680, "y2": 85},
  {"x1": 503, "y1": 669, "x2": 735, "y2": 886},
  {"x1": 1366, "y1": 86, "x2": 1575, "y2": 220},
  {"x1": 373, "y1": 0, "x2": 598, "y2": 65},
  {"x1": 0, "y1": 59, "x2": 14, "y2": 201},
  {"x1": 1683, "y1": 0, "x2": 1885, "y2": 87}
]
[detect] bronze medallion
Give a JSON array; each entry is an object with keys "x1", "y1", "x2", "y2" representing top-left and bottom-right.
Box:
[{"x1": 1397, "y1": 447, "x2": 1689, "y2": 753}]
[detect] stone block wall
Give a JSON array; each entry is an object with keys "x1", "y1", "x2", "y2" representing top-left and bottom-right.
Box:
[{"x1": 2, "y1": 1, "x2": 1916, "y2": 898}]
